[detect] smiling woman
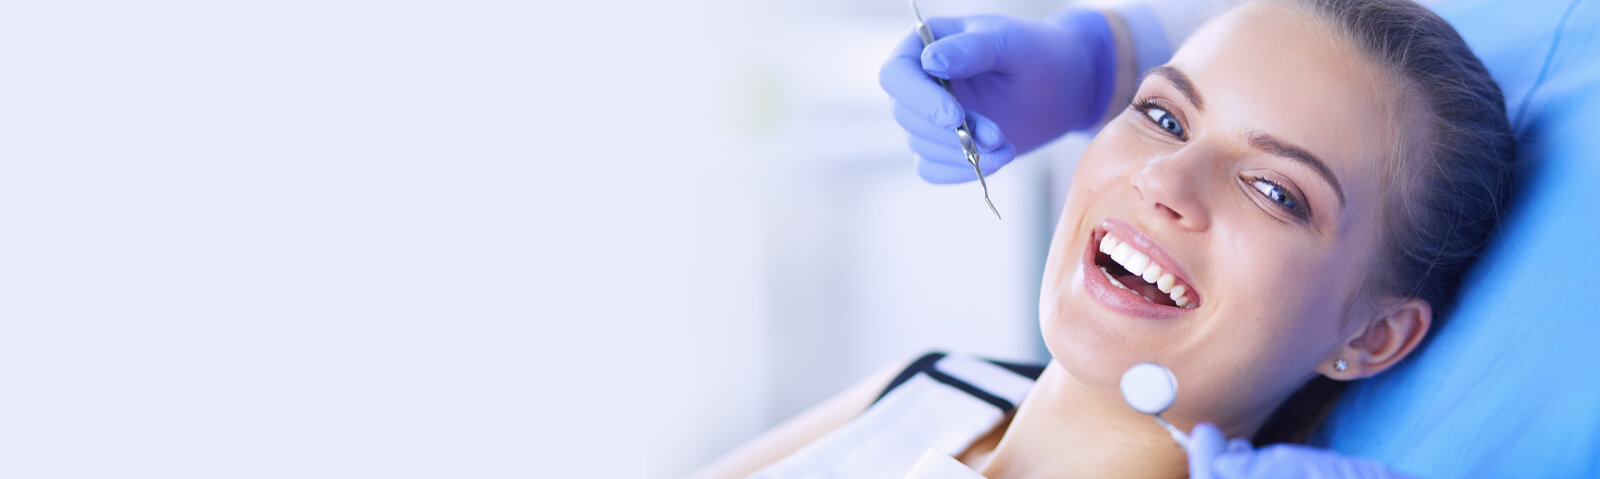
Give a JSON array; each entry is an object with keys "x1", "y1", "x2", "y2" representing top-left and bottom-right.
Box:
[
  {"x1": 696, "y1": 0, "x2": 1514, "y2": 477},
  {"x1": 1044, "y1": 0, "x2": 1453, "y2": 452}
]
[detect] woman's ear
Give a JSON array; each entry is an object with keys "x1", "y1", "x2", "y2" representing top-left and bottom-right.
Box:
[{"x1": 1321, "y1": 298, "x2": 1432, "y2": 380}]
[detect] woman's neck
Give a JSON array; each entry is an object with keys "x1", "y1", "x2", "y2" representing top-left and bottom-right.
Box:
[{"x1": 974, "y1": 361, "x2": 1191, "y2": 479}]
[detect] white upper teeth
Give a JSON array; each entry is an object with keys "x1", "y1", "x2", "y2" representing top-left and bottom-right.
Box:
[{"x1": 1098, "y1": 233, "x2": 1196, "y2": 309}]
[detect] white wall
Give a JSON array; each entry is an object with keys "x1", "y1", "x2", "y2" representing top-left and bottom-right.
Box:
[{"x1": 0, "y1": 0, "x2": 1079, "y2": 477}]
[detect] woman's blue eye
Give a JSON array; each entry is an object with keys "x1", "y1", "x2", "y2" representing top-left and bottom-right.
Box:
[
  {"x1": 1143, "y1": 106, "x2": 1185, "y2": 138},
  {"x1": 1250, "y1": 177, "x2": 1306, "y2": 219}
]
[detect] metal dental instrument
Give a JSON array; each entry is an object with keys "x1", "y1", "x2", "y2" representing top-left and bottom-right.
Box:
[
  {"x1": 1121, "y1": 362, "x2": 1192, "y2": 450},
  {"x1": 909, "y1": 0, "x2": 1001, "y2": 220}
]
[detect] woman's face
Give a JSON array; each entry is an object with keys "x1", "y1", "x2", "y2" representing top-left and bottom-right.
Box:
[{"x1": 1039, "y1": 2, "x2": 1407, "y2": 432}]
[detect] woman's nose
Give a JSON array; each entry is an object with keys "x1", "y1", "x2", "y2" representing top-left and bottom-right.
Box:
[{"x1": 1129, "y1": 151, "x2": 1212, "y2": 231}]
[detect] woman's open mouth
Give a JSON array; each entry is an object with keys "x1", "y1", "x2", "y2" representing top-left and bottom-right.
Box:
[{"x1": 1081, "y1": 219, "x2": 1202, "y2": 318}]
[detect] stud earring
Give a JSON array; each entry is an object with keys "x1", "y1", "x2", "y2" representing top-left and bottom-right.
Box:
[{"x1": 1334, "y1": 359, "x2": 1348, "y2": 372}]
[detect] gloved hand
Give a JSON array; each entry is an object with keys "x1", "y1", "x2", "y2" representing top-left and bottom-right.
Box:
[
  {"x1": 1187, "y1": 423, "x2": 1416, "y2": 479},
  {"x1": 879, "y1": 9, "x2": 1117, "y2": 184}
]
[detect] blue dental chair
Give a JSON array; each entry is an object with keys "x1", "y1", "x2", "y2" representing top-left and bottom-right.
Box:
[{"x1": 1315, "y1": 0, "x2": 1600, "y2": 476}]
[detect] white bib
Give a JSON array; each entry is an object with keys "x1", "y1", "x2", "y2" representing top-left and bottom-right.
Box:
[{"x1": 750, "y1": 352, "x2": 1040, "y2": 479}]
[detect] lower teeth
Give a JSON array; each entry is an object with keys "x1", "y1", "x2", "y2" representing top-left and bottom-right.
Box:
[
  {"x1": 1099, "y1": 266, "x2": 1132, "y2": 292},
  {"x1": 1100, "y1": 265, "x2": 1171, "y2": 306}
]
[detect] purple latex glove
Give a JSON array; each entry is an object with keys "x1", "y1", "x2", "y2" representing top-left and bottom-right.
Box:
[
  {"x1": 1187, "y1": 423, "x2": 1417, "y2": 479},
  {"x1": 878, "y1": 9, "x2": 1117, "y2": 184}
]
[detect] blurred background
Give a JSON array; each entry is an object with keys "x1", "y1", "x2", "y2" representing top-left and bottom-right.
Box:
[{"x1": 1, "y1": 0, "x2": 1086, "y2": 476}]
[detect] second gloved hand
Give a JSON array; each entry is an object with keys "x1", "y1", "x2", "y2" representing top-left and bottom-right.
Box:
[
  {"x1": 1186, "y1": 423, "x2": 1416, "y2": 479},
  {"x1": 879, "y1": 9, "x2": 1117, "y2": 184}
]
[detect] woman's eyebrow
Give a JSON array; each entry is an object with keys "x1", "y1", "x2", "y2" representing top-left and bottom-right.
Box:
[
  {"x1": 1149, "y1": 66, "x2": 1205, "y2": 110},
  {"x1": 1248, "y1": 131, "x2": 1347, "y2": 207}
]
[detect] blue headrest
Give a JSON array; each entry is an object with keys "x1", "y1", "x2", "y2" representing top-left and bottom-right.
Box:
[{"x1": 1316, "y1": 1, "x2": 1600, "y2": 477}]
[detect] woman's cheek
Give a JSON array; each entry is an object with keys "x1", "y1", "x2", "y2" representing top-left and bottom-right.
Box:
[
  {"x1": 1079, "y1": 123, "x2": 1168, "y2": 181},
  {"x1": 1212, "y1": 241, "x2": 1330, "y2": 370},
  {"x1": 1073, "y1": 135, "x2": 1132, "y2": 199}
]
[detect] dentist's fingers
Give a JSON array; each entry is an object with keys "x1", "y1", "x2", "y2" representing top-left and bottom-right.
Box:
[
  {"x1": 1211, "y1": 446, "x2": 1281, "y2": 477},
  {"x1": 1213, "y1": 444, "x2": 1410, "y2": 478},
  {"x1": 881, "y1": 30, "x2": 965, "y2": 130},
  {"x1": 893, "y1": 103, "x2": 1007, "y2": 152},
  {"x1": 919, "y1": 16, "x2": 1019, "y2": 79},
  {"x1": 1186, "y1": 423, "x2": 1229, "y2": 479},
  {"x1": 1226, "y1": 438, "x2": 1254, "y2": 455},
  {"x1": 916, "y1": 155, "x2": 981, "y2": 184},
  {"x1": 908, "y1": 134, "x2": 1013, "y2": 173},
  {"x1": 911, "y1": 135, "x2": 1015, "y2": 184}
]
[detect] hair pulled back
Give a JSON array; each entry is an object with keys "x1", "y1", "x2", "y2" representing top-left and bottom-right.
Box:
[{"x1": 1255, "y1": 0, "x2": 1516, "y2": 445}]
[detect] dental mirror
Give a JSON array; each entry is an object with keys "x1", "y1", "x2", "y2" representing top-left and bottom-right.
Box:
[{"x1": 1120, "y1": 362, "x2": 1191, "y2": 449}]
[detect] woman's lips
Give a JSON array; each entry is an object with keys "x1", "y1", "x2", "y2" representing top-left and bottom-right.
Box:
[{"x1": 1080, "y1": 219, "x2": 1201, "y2": 319}]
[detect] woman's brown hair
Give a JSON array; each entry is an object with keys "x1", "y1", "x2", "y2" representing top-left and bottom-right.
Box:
[{"x1": 1252, "y1": 0, "x2": 1517, "y2": 445}]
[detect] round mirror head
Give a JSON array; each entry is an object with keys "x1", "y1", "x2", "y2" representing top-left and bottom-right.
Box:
[{"x1": 1120, "y1": 362, "x2": 1178, "y2": 415}]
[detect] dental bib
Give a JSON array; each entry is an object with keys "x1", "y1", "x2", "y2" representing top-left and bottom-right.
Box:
[{"x1": 750, "y1": 352, "x2": 1039, "y2": 479}]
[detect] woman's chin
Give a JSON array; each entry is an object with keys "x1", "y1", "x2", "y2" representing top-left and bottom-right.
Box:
[{"x1": 1039, "y1": 298, "x2": 1149, "y2": 394}]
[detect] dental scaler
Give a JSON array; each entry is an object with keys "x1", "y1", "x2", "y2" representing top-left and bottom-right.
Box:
[{"x1": 909, "y1": 0, "x2": 1001, "y2": 220}]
